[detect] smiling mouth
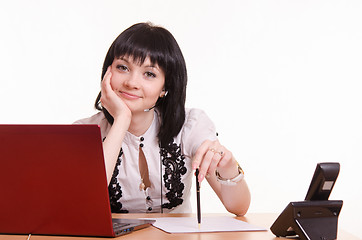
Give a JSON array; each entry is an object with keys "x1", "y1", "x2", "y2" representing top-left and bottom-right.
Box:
[{"x1": 119, "y1": 91, "x2": 141, "y2": 100}]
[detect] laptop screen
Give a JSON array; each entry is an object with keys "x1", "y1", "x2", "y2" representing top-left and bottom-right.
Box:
[{"x1": 0, "y1": 124, "x2": 117, "y2": 237}]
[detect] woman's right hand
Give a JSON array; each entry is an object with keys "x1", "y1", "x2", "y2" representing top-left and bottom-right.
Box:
[
  {"x1": 100, "y1": 66, "x2": 132, "y2": 184},
  {"x1": 100, "y1": 66, "x2": 132, "y2": 122}
]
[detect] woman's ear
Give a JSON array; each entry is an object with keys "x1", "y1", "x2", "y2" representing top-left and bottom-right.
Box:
[{"x1": 160, "y1": 90, "x2": 168, "y2": 98}]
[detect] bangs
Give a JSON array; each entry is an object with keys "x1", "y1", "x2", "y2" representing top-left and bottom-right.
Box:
[{"x1": 112, "y1": 26, "x2": 171, "y2": 70}]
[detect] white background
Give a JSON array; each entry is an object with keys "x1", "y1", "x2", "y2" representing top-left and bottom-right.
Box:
[{"x1": 1, "y1": 0, "x2": 361, "y2": 238}]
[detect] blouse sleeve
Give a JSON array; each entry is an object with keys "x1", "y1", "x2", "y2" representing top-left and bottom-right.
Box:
[
  {"x1": 73, "y1": 112, "x2": 111, "y2": 140},
  {"x1": 181, "y1": 108, "x2": 218, "y2": 158}
]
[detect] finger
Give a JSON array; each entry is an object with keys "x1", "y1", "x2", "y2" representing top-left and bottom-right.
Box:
[
  {"x1": 215, "y1": 146, "x2": 226, "y2": 159},
  {"x1": 101, "y1": 67, "x2": 114, "y2": 106},
  {"x1": 101, "y1": 66, "x2": 112, "y2": 93},
  {"x1": 198, "y1": 150, "x2": 214, "y2": 182},
  {"x1": 207, "y1": 151, "x2": 221, "y2": 176},
  {"x1": 192, "y1": 140, "x2": 212, "y2": 170},
  {"x1": 217, "y1": 150, "x2": 233, "y2": 168}
]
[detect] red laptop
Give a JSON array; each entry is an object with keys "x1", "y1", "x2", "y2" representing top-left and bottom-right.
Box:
[{"x1": 0, "y1": 124, "x2": 154, "y2": 237}]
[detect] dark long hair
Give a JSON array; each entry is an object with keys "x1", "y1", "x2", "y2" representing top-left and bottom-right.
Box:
[{"x1": 94, "y1": 22, "x2": 187, "y2": 148}]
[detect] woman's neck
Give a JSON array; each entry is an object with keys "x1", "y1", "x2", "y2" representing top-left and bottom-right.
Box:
[{"x1": 128, "y1": 110, "x2": 155, "y2": 137}]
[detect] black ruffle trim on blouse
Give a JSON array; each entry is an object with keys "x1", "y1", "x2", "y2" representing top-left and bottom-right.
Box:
[
  {"x1": 160, "y1": 142, "x2": 187, "y2": 209},
  {"x1": 108, "y1": 149, "x2": 129, "y2": 213}
]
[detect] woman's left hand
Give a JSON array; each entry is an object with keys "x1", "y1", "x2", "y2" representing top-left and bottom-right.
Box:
[{"x1": 192, "y1": 140, "x2": 238, "y2": 182}]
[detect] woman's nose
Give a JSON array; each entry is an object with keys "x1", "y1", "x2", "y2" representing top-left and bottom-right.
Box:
[{"x1": 123, "y1": 72, "x2": 140, "y2": 89}]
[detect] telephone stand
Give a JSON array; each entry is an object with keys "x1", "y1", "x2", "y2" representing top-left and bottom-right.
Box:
[{"x1": 270, "y1": 200, "x2": 343, "y2": 240}]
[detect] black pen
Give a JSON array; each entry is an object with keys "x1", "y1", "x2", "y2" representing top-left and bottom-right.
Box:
[{"x1": 195, "y1": 168, "x2": 201, "y2": 228}]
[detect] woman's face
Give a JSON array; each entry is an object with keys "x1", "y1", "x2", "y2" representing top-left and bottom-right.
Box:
[{"x1": 109, "y1": 55, "x2": 166, "y2": 113}]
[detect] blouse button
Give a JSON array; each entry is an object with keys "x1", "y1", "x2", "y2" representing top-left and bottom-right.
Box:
[
  {"x1": 146, "y1": 196, "x2": 151, "y2": 201},
  {"x1": 147, "y1": 207, "x2": 152, "y2": 211},
  {"x1": 140, "y1": 143, "x2": 144, "y2": 148},
  {"x1": 140, "y1": 137, "x2": 144, "y2": 141}
]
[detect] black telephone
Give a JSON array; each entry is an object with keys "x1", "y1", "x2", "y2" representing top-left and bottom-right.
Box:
[{"x1": 270, "y1": 162, "x2": 343, "y2": 240}]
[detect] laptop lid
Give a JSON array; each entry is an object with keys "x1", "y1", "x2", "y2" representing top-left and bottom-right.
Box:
[{"x1": 0, "y1": 124, "x2": 154, "y2": 237}]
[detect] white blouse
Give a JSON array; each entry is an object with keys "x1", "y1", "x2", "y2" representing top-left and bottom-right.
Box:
[{"x1": 74, "y1": 108, "x2": 217, "y2": 213}]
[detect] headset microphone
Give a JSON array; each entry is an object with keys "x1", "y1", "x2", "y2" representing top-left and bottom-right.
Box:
[{"x1": 144, "y1": 105, "x2": 156, "y2": 112}]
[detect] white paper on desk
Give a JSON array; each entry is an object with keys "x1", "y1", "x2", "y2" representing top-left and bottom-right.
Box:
[{"x1": 145, "y1": 216, "x2": 267, "y2": 233}]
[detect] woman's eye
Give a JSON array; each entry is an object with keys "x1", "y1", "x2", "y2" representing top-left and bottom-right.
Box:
[
  {"x1": 117, "y1": 65, "x2": 128, "y2": 71},
  {"x1": 145, "y1": 71, "x2": 156, "y2": 78}
]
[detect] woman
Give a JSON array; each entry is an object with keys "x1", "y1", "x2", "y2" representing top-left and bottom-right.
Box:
[{"x1": 75, "y1": 22, "x2": 250, "y2": 215}]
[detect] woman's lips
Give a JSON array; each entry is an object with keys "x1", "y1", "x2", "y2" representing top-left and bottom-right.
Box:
[{"x1": 119, "y1": 91, "x2": 141, "y2": 100}]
